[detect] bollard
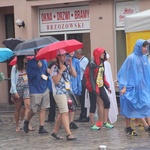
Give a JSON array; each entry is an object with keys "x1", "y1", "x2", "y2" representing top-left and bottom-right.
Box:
[{"x1": 98, "y1": 145, "x2": 107, "y2": 150}]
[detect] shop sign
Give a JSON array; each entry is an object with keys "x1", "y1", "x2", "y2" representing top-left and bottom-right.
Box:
[
  {"x1": 39, "y1": 6, "x2": 90, "y2": 32},
  {"x1": 116, "y1": 1, "x2": 139, "y2": 27}
]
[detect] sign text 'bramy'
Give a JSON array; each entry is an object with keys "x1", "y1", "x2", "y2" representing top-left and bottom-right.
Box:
[{"x1": 39, "y1": 6, "x2": 90, "y2": 32}]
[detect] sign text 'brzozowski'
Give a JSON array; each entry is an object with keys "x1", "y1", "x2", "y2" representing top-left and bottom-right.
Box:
[{"x1": 39, "y1": 6, "x2": 90, "y2": 32}]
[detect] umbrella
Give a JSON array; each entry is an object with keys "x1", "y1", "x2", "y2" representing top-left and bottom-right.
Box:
[
  {"x1": 2, "y1": 38, "x2": 25, "y2": 50},
  {"x1": 13, "y1": 36, "x2": 58, "y2": 56},
  {"x1": 0, "y1": 48, "x2": 14, "y2": 63},
  {"x1": 9, "y1": 56, "x2": 34, "y2": 66},
  {"x1": 36, "y1": 39, "x2": 83, "y2": 61}
]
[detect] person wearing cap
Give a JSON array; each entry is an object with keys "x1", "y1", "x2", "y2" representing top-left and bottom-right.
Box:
[{"x1": 50, "y1": 49, "x2": 77, "y2": 140}]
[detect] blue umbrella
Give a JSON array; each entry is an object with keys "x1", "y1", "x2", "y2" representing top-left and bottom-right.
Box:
[{"x1": 0, "y1": 48, "x2": 14, "y2": 62}]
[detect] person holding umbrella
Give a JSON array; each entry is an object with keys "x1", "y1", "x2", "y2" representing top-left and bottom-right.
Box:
[
  {"x1": 23, "y1": 51, "x2": 50, "y2": 134},
  {"x1": 50, "y1": 49, "x2": 77, "y2": 140}
]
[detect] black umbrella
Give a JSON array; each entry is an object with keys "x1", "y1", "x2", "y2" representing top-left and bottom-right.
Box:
[
  {"x1": 13, "y1": 36, "x2": 58, "y2": 56},
  {"x1": 2, "y1": 38, "x2": 25, "y2": 50}
]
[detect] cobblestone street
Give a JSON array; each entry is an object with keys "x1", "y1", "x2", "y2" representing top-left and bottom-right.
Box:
[{"x1": 0, "y1": 110, "x2": 150, "y2": 150}]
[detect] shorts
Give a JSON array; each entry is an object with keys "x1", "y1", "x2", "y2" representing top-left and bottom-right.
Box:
[
  {"x1": 54, "y1": 94, "x2": 68, "y2": 113},
  {"x1": 30, "y1": 89, "x2": 50, "y2": 113},
  {"x1": 16, "y1": 85, "x2": 30, "y2": 100}
]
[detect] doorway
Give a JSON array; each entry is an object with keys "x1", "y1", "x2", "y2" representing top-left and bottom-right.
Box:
[
  {"x1": 116, "y1": 30, "x2": 126, "y2": 72},
  {"x1": 5, "y1": 14, "x2": 15, "y2": 104}
]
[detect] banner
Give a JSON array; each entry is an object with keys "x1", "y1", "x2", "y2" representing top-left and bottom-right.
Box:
[{"x1": 39, "y1": 6, "x2": 90, "y2": 32}]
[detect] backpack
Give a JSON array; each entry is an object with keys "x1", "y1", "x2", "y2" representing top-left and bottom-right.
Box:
[
  {"x1": 82, "y1": 58, "x2": 96, "y2": 88},
  {"x1": 82, "y1": 58, "x2": 100, "y2": 92},
  {"x1": 82, "y1": 61, "x2": 90, "y2": 88}
]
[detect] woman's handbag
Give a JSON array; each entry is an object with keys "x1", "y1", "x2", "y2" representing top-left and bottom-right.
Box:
[
  {"x1": 0, "y1": 72, "x2": 5, "y2": 82},
  {"x1": 68, "y1": 90, "x2": 79, "y2": 107}
]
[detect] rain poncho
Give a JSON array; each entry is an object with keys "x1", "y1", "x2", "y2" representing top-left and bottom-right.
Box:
[
  {"x1": 118, "y1": 39, "x2": 150, "y2": 118},
  {"x1": 104, "y1": 54, "x2": 118, "y2": 124},
  {"x1": 70, "y1": 57, "x2": 82, "y2": 95}
]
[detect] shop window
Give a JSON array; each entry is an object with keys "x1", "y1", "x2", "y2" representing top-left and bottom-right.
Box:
[
  {"x1": 41, "y1": 32, "x2": 91, "y2": 59},
  {"x1": 4, "y1": 14, "x2": 15, "y2": 104},
  {"x1": 51, "y1": 34, "x2": 64, "y2": 41},
  {"x1": 67, "y1": 33, "x2": 91, "y2": 59}
]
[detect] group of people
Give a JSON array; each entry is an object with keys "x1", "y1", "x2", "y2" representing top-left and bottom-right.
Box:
[{"x1": 9, "y1": 38, "x2": 150, "y2": 141}]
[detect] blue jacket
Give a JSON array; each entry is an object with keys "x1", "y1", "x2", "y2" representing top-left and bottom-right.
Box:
[
  {"x1": 26, "y1": 58, "x2": 48, "y2": 94},
  {"x1": 70, "y1": 57, "x2": 82, "y2": 95}
]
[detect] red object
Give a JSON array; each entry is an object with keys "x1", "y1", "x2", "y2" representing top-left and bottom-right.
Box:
[
  {"x1": 68, "y1": 99, "x2": 73, "y2": 112},
  {"x1": 36, "y1": 39, "x2": 83, "y2": 61},
  {"x1": 84, "y1": 48, "x2": 109, "y2": 94},
  {"x1": 9, "y1": 56, "x2": 34, "y2": 66},
  {"x1": 95, "y1": 121, "x2": 103, "y2": 127}
]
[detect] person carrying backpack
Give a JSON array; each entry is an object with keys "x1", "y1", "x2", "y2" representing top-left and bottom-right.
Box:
[{"x1": 84, "y1": 48, "x2": 114, "y2": 130}]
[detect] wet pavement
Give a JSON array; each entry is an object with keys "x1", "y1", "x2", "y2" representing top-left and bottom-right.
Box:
[{"x1": 0, "y1": 110, "x2": 150, "y2": 150}]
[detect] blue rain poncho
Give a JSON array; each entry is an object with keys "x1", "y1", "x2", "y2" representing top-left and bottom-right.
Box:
[{"x1": 118, "y1": 39, "x2": 150, "y2": 118}]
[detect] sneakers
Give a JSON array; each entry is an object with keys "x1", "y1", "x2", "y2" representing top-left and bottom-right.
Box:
[
  {"x1": 125, "y1": 127, "x2": 138, "y2": 136},
  {"x1": 39, "y1": 126, "x2": 49, "y2": 134},
  {"x1": 70, "y1": 122, "x2": 78, "y2": 129},
  {"x1": 103, "y1": 122, "x2": 114, "y2": 128},
  {"x1": 90, "y1": 124, "x2": 100, "y2": 130},
  {"x1": 96, "y1": 121, "x2": 103, "y2": 127},
  {"x1": 23, "y1": 120, "x2": 29, "y2": 133}
]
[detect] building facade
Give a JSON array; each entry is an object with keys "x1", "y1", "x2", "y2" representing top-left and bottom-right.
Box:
[{"x1": 0, "y1": 0, "x2": 150, "y2": 104}]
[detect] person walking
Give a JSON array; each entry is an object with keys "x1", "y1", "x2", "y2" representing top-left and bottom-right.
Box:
[
  {"x1": 10, "y1": 55, "x2": 33, "y2": 132},
  {"x1": 118, "y1": 39, "x2": 150, "y2": 136},
  {"x1": 23, "y1": 55, "x2": 50, "y2": 134},
  {"x1": 50, "y1": 49, "x2": 76, "y2": 140}
]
